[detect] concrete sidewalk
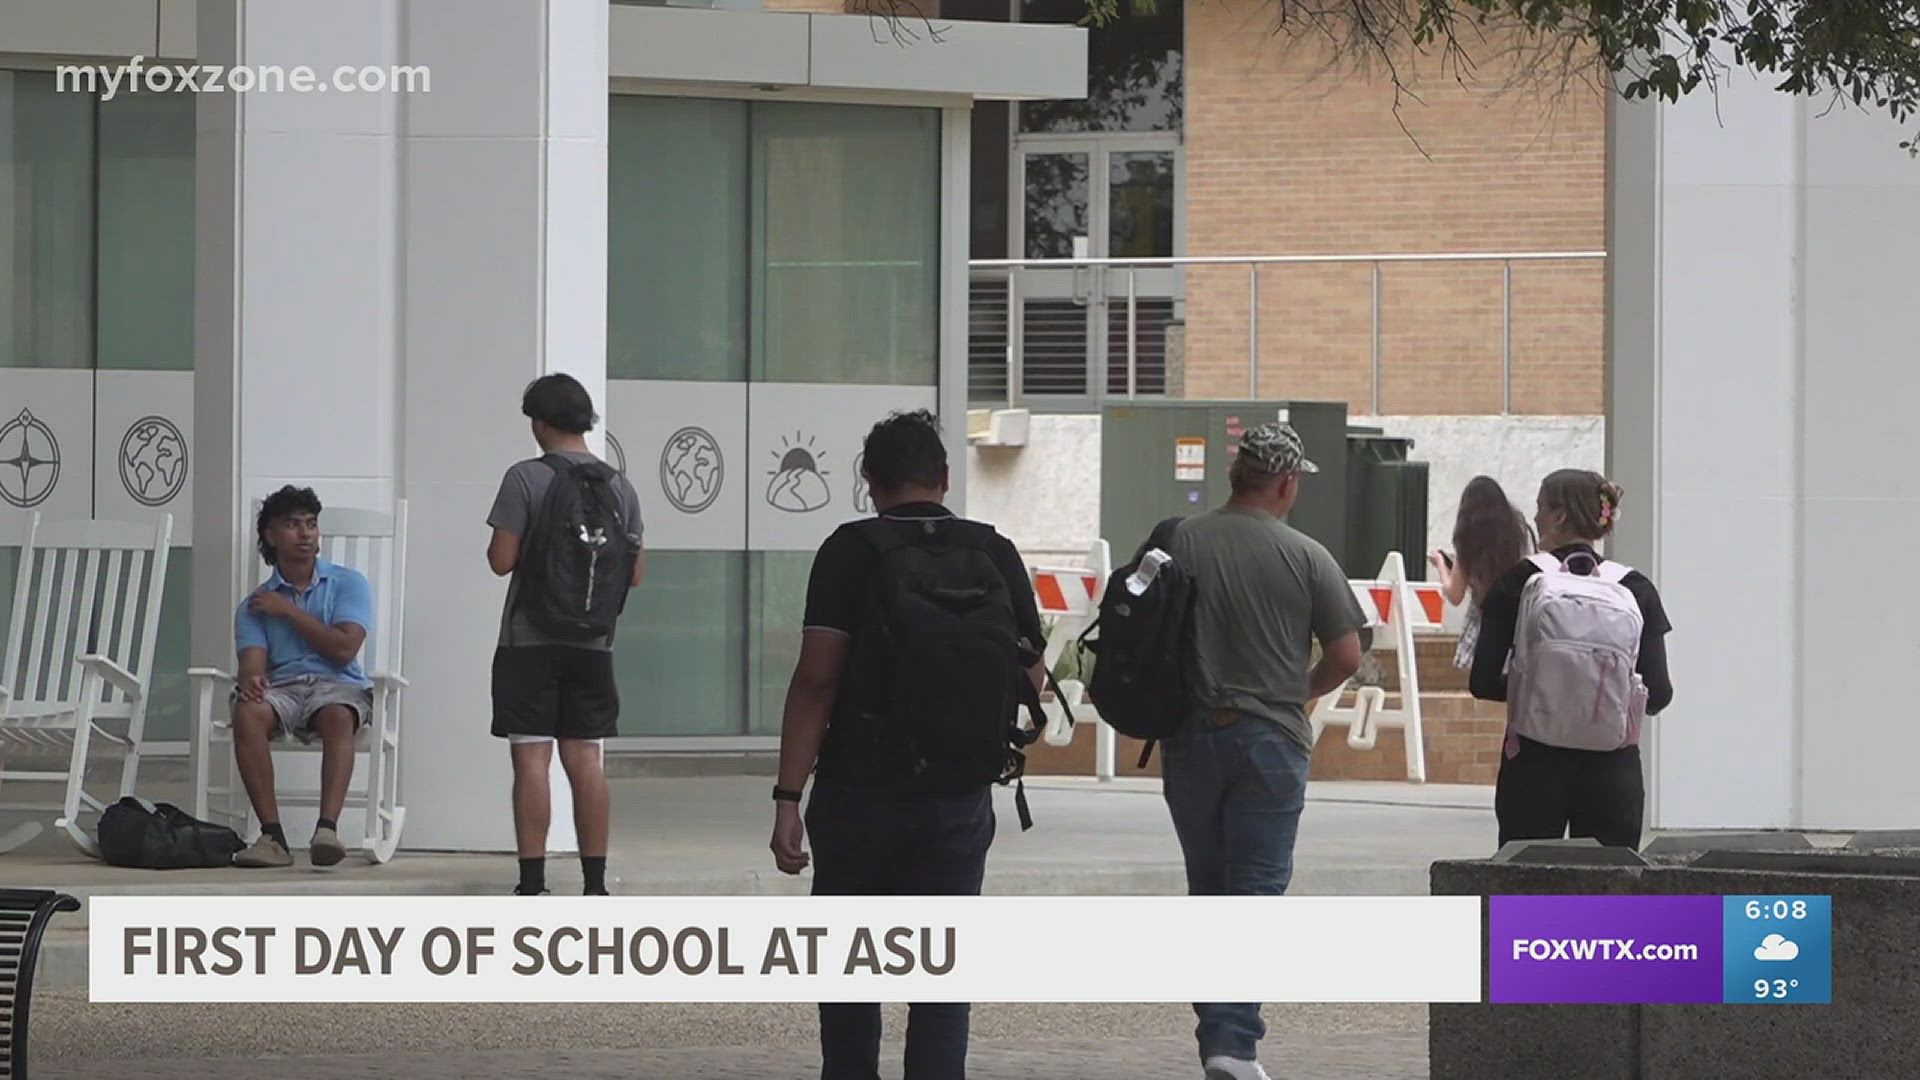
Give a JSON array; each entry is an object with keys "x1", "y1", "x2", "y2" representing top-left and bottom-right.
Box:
[
  {"x1": 0, "y1": 776, "x2": 1494, "y2": 901},
  {"x1": 6, "y1": 775, "x2": 1494, "y2": 990}
]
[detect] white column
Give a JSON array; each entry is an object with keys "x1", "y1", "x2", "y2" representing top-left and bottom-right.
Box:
[
  {"x1": 195, "y1": 0, "x2": 608, "y2": 854},
  {"x1": 192, "y1": 0, "x2": 402, "y2": 669},
  {"x1": 397, "y1": 0, "x2": 609, "y2": 852},
  {"x1": 1609, "y1": 75, "x2": 1920, "y2": 831}
]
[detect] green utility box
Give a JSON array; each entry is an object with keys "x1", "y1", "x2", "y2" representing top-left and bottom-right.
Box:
[
  {"x1": 1345, "y1": 430, "x2": 1430, "y2": 579},
  {"x1": 1100, "y1": 400, "x2": 1350, "y2": 563}
]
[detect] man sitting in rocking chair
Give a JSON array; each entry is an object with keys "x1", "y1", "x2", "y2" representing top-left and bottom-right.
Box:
[{"x1": 228, "y1": 486, "x2": 375, "y2": 868}]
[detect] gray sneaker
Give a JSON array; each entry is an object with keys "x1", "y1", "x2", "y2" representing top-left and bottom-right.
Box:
[
  {"x1": 233, "y1": 834, "x2": 293, "y2": 868},
  {"x1": 310, "y1": 826, "x2": 347, "y2": 867},
  {"x1": 1204, "y1": 1058, "x2": 1272, "y2": 1080}
]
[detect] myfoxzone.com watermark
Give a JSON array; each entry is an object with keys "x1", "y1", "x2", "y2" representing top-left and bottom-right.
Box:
[{"x1": 57, "y1": 57, "x2": 431, "y2": 100}]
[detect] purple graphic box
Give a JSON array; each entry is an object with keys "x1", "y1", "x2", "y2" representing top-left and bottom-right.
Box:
[{"x1": 1490, "y1": 895, "x2": 1724, "y2": 1004}]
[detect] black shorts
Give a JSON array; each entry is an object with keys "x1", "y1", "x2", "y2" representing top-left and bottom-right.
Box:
[{"x1": 491, "y1": 646, "x2": 620, "y2": 740}]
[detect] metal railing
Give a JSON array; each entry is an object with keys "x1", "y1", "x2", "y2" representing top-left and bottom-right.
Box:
[{"x1": 969, "y1": 251, "x2": 1607, "y2": 413}]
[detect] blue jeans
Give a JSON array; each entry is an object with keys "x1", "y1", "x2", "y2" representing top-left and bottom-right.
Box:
[{"x1": 1161, "y1": 713, "x2": 1312, "y2": 1063}]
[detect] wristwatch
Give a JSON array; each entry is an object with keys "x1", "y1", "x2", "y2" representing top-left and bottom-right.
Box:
[{"x1": 772, "y1": 785, "x2": 804, "y2": 803}]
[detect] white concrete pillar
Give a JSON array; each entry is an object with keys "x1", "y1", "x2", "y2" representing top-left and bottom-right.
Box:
[
  {"x1": 192, "y1": 0, "x2": 403, "y2": 672},
  {"x1": 397, "y1": 0, "x2": 609, "y2": 852},
  {"x1": 1608, "y1": 77, "x2": 1920, "y2": 831},
  {"x1": 194, "y1": 0, "x2": 608, "y2": 854}
]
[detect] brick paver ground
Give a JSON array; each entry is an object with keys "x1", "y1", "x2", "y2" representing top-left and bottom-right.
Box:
[{"x1": 37, "y1": 1033, "x2": 1425, "y2": 1079}]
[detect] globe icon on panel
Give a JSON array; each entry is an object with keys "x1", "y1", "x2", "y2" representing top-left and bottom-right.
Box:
[
  {"x1": 118, "y1": 416, "x2": 189, "y2": 507},
  {"x1": 766, "y1": 432, "x2": 831, "y2": 514},
  {"x1": 659, "y1": 426, "x2": 724, "y2": 514},
  {"x1": 0, "y1": 408, "x2": 61, "y2": 509}
]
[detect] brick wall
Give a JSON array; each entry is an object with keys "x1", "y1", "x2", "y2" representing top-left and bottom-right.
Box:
[{"x1": 1183, "y1": 11, "x2": 1607, "y2": 414}]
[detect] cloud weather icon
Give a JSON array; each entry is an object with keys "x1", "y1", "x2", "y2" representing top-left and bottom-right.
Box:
[{"x1": 1754, "y1": 934, "x2": 1800, "y2": 962}]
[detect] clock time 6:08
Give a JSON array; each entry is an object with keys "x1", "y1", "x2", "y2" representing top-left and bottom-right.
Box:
[{"x1": 1745, "y1": 899, "x2": 1808, "y2": 920}]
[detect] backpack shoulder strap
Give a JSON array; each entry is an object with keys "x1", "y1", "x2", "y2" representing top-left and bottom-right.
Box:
[
  {"x1": 1594, "y1": 560, "x2": 1633, "y2": 584},
  {"x1": 1525, "y1": 552, "x2": 1561, "y2": 575}
]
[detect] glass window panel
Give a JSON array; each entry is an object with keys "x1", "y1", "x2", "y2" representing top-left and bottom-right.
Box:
[
  {"x1": 1108, "y1": 150, "x2": 1175, "y2": 258},
  {"x1": 748, "y1": 551, "x2": 812, "y2": 736},
  {"x1": 0, "y1": 72, "x2": 94, "y2": 369},
  {"x1": 97, "y1": 91, "x2": 196, "y2": 371},
  {"x1": 1022, "y1": 152, "x2": 1089, "y2": 259},
  {"x1": 608, "y1": 96, "x2": 749, "y2": 381},
  {"x1": 140, "y1": 553, "x2": 193, "y2": 741},
  {"x1": 611, "y1": 551, "x2": 747, "y2": 735},
  {"x1": 1019, "y1": 0, "x2": 1183, "y2": 134},
  {"x1": 751, "y1": 102, "x2": 939, "y2": 385}
]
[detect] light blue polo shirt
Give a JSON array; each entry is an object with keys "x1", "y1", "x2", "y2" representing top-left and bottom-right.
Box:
[{"x1": 233, "y1": 559, "x2": 374, "y2": 688}]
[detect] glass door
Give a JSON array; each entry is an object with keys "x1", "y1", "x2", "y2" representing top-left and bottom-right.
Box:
[{"x1": 1013, "y1": 134, "x2": 1181, "y2": 402}]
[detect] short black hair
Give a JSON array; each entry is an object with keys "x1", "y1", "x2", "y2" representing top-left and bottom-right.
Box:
[
  {"x1": 860, "y1": 409, "x2": 947, "y2": 491},
  {"x1": 521, "y1": 373, "x2": 598, "y2": 434},
  {"x1": 257, "y1": 485, "x2": 322, "y2": 567}
]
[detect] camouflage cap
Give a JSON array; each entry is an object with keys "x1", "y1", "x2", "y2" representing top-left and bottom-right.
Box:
[{"x1": 1235, "y1": 422, "x2": 1319, "y2": 475}]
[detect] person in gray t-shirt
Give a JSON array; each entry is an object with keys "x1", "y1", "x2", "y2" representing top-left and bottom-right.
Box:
[
  {"x1": 1159, "y1": 422, "x2": 1365, "y2": 1080},
  {"x1": 485, "y1": 374, "x2": 644, "y2": 897}
]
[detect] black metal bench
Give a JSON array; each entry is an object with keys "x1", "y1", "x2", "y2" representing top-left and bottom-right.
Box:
[{"x1": 0, "y1": 889, "x2": 80, "y2": 1079}]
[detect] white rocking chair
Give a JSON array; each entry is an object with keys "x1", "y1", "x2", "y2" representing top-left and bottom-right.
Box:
[
  {"x1": 189, "y1": 502, "x2": 409, "y2": 863},
  {"x1": 0, "y1": 514, "x2": 173, "y2": 855}
]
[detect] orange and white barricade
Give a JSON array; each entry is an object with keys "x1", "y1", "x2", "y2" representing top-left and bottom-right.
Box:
[
  {"x1": 1027, "y1": 540, "x2": 1114, "y2": 772},
  {"x1": 1310, "y1": 551, "x2": 1450, "y2": 782}
]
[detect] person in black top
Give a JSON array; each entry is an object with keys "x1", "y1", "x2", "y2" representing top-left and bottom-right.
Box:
[
  {"x1": 1471, "y1": 468, "x2": 1673, "y2": 850},
  {"x1": 770, "y1": 409, "x2": 1045, "y2": 1080}
]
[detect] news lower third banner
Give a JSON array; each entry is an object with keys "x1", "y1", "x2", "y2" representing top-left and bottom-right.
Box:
[
  {"x1": 1490, "y1": 895, "x2": 1833, "y2": 1004},
  {"x1": 91, "y1": 896, "x2": 1482, "y2": 1004}
]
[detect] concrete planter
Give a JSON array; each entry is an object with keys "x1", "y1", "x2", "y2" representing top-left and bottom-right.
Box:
[{"x1": 1430, "y1": 849, "x2": 1920, "y2": 1079}]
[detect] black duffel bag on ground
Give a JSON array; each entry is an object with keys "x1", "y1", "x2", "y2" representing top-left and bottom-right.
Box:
[{"x1": 97, "y1": 797, "x2": 246, "y2": 869}]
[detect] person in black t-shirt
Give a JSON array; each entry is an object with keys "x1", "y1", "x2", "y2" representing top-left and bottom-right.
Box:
[
  {"x1": 1471, "y1": 469, "x2": 1674, "y2": 850},
  {"x1": 769, "y1": 409, "x2": 1044, "y2": 1080}
]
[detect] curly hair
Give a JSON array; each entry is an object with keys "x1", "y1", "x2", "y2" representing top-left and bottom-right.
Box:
[
  {"x1": 1539, "y1": 468, "x2": 1625, "y2": 542},
  {"x1": 860, "y1": 409, "x2": 947, "y2": 492},
  {"x1": 256, "y1": 486, "x2": 322, "y2": 567},
  {"x1": 1452, "y1": 476, "x2": 1534, "y2": 602}
]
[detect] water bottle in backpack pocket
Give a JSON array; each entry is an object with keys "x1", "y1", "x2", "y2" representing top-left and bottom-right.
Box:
[
  {"x1": 1079, "y1": 516, "x2": 1195, "y2": 767},
  {"x1": 1509, "y1": 552, "x2": 1646, "y2": 751}
]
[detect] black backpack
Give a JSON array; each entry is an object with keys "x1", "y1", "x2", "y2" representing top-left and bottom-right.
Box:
[
  {"x1": 97, "y1": 797, "x2": 245, "y2": 869},
  {"x1": 1078, "y1": 516, "x2": 1195, "y2": 767},
  {"x1": 838, "y1": 516, "x2": 1052, "y2": 829},
  {"x1": 516, "y1": 454, "x2": 639, "y2": 640}
]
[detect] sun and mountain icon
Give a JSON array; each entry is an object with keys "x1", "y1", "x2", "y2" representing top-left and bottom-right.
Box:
[{"x1": 766, "y1": 431, "x2": 831, "y2": 513}]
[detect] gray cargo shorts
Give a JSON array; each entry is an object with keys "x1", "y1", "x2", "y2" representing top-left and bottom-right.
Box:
[{"x1": 230, "y1": 676, "x2": 372, "y2": 745}]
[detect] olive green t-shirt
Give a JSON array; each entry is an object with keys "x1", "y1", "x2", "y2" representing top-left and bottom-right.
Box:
[{"x1": 1171, "y1": 506, "x2": 1369, "y2": 750}]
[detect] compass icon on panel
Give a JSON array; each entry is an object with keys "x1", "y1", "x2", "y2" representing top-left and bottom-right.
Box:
[{"x1": 0, "y1": 409, "x2": 60, "y2": 509}]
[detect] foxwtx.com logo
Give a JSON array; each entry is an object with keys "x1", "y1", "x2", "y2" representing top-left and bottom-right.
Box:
[{"x1": 1511, "y1": 938, "x2": 1701, "y2": 962}]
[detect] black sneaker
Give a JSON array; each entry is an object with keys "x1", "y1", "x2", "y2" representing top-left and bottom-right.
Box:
[{"x1": 513, "y1": 884, "x2": 550, "y2": 896}]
